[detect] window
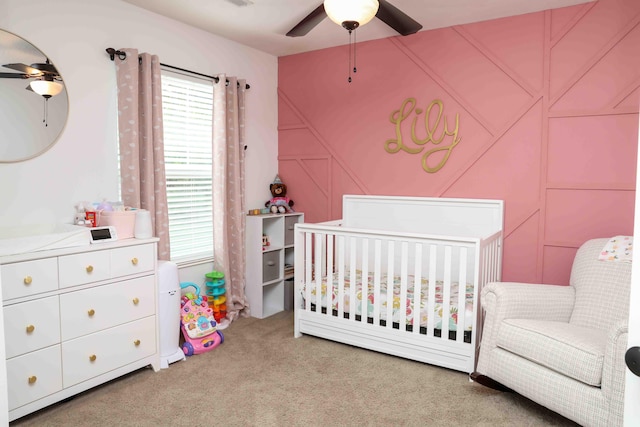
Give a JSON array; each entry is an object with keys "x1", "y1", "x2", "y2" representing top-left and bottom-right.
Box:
[{"x1": 161, "y1": 68, "x2": 214, "y2": 262}]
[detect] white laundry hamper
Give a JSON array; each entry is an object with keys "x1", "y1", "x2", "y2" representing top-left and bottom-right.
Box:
[{"x1": 157, "y1": 260, "x2": 186, "y2": 368}]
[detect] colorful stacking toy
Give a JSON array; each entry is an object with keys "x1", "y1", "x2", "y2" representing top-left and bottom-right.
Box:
[{"x1": 205, "y1": 271, "x2": 227, "y2": 323}]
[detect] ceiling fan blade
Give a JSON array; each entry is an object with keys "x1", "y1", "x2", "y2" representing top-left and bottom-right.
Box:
[
  {"x1": 31, "y1": 62, "x2": 58, "y2": 75},
  {"x1": 377, "y1": 0, "x2": 423, "y2": 36},
  {"x1": 3, "y1": 63, "x2": 41, "y2": 75},
  {"x1": 0, "y1": 72, "x2": 29, "y2": 79},
  {"x1": 286, "y1": 4, "x2": 326, "y2": 37}
]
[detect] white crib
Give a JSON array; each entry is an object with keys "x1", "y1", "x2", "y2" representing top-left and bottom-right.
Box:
[{"x1": 293, "y1": 195, "x2": 504, "y2": 373}]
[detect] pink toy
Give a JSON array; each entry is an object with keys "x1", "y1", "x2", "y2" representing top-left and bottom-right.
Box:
[{"x1": 179, "y1": 282, "x2": 224, "y2": 356}]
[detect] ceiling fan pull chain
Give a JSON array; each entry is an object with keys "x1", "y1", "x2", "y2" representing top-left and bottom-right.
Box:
[
  {"x1": 43, "y1": 98, "x2": 48, "y2": 127},
  {"x1": 348, "y1": 29, "x2": 352, "y2": 83},
  {"x1": 353, "y1": 29, "x2": 357, "y2": 75}
]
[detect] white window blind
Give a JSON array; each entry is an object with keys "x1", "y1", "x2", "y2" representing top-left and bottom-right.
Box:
[{"x1": 161, "y1": 69, "x2": 214, "y2": 262}]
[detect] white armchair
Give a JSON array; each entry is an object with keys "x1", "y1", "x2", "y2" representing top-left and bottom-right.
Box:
[{"x1": 474, "y1": 237, "x2": 632, "y2": 427}]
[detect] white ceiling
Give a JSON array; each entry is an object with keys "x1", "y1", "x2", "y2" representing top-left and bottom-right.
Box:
[{"x1": 122, "y1": 0, "x2": 595, "y2": 57}]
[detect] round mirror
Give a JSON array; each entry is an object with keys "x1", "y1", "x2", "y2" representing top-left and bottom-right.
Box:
[{"x1": 0, "y1": 30, "x2": 68, "y2": 163}]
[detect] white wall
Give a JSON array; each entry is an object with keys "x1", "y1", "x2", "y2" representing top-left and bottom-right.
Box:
[
  {"x1": 0, "y1": 0, "x2": 277, "y2": 230},
  {"x1": 0, "y1": 0, "x2": 279, "y2": 281}
]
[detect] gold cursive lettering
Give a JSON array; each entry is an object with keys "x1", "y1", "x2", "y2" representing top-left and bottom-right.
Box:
[
  {"x1": 385, "y1": 98, "x2": 461, "y2": 173},
  {"x1": 385, "y1": 98, "x2": 422, "y2": 154}
]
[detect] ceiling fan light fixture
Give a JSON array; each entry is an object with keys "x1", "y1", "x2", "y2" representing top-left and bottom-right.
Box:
[
  {"x1": 324, "y1": 0, "x2": 379, "y2": 29},
  {"x1": 30, "y1": 79, "x2": 63, "y2": 98}
]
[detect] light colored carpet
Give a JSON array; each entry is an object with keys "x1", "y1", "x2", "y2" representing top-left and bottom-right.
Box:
[{"x1": 11, "y1": 311, "x2": 578, "y2": 426}]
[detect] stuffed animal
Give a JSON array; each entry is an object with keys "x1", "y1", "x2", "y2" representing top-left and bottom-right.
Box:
[{"x1": 265, "y1": 175, "x2": 294, "y2": 214}]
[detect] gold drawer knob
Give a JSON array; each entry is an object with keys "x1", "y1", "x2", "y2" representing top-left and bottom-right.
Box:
[
  {"x1": 24, "y1": 276, "x2": 32, "y2": 285},
  {"x1": 131, "y1": 257, "x2": 139, "y2": 266},
  {"x1": 88, "y1": 309, "x2": 95, "y2": 317},
  {"x1": 86, "y1": 265, "x2": 94, "y2": 273},
  {"x1": 28, "y1": 376, "x2": 37, "y2": 385},
  {"x1": 134, "y1": 339, "x2": 141, "y2": 346},
  {"x1": 89, "y1": 354, "x2": 97, "y2": 362},
  {"x1": 26, "y1": 325, "x2": 35, "y2": 334},
  {"x1": 133, "y1": 297, "x2": 140, "y2": 305}
]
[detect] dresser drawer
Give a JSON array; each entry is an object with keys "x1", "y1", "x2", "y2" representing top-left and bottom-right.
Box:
[
  {"x1": 7, "y1": 345, "x2": 63, "y2": 411},
  {"x1": 61, "y1": 316, "x2": 156, "y2": 388},
  {"x1": 59, "y1": 276, "x2": 155, "y2": 340},
  {"x1": 111, "y1": 244, "x2": 155, "y2": 277},
  {"x1": 4, "y1": 296, "x2": 61, "y2": 358},
  {"x1": 1, "y1": 258, "x2": 58, "y2": 300},
  {"x1": 58, "y1": 250, "x2": 110, "y2": 288}
]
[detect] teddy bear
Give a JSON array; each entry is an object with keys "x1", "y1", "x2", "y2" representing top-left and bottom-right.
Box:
[{"x1": 265, "y1": 175, "x2": 294, "y2": 214}]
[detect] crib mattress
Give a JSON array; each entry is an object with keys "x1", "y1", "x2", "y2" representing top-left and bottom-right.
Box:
[{"x1": 302, "y1": 270, "x2": 474, "y2": 332}]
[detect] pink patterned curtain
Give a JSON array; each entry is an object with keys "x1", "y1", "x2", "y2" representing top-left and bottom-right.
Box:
[
  {"x1": 114, "y1": 49, "x2": 170, "y2": 260},
  {"x1": 213, "y1": 74, "x2": 249, "y2": 321}
]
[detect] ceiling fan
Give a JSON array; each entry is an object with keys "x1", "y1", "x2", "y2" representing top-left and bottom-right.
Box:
[{"x1": 286, "y1": 0, "x2": 423, "y2": 37}]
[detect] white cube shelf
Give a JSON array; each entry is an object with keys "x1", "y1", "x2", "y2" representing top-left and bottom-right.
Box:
[{"x1": 245, "y1": 212, "x2": 303, "y2": 318}]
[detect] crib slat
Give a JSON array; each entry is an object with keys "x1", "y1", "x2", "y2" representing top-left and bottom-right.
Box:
[
  {"x1": 326, "y1": 234, "x2": 334, "y2": 317},
  {"x1": 483, "y1": 243, "x2": 489, "y2": 282},
  {"x1": 305, "y1": 232, "x2": 313, "y2": 311},
  {"x1": 412, "y1": 243, "x2": 423, "y2": 335},
  {"x1": 337, "y1": 235, "x2": 345, "y2": 319},
  {"x1": 360, "y1": 238, "x2": 369, "y2": 325},
  {"x1": 480, "y1": 244, "x2": 487, "y2": 290},
  {"x1": 373, "y1": 239, "x2": 382, "y2": 325},
  {"x1": 314, "y1": 233, "x2": 323, "y2": 311},
  {"x1": 485, "y1": 243, "x2": 490, "y2": 285},
  {"x1": 386, "y1": 240, "x2": 395, "y2": 329},
  {"x1": 457, "y1": 246, "x2": 468, "y2": 342},
  {"x1": 488, "y1": 239, "x2": 498, "y2": 282},
  {"x1": 442, "y1": 246, "x2": 452, "y2": 340},
  {"x1": 493, "y1": 240, "x2": 499, "y2": 280},
  {"x1": 349, "y1": 237, "x2": 357, "y2": 321},
  {"x1": 427, "y1": 244, "x2": 437, "y2": 336},
  {"x1": 495, "y1": 240, "x2": 500, "y2": 279},
  {"x1": 484, "y1": 243, "x2": 491, "y2": 291},
  {"x1": 399, "y1": 242, "x2": 408, "y2": 330}
]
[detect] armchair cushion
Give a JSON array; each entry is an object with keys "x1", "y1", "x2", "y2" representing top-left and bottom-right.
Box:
[{"x1": 497, "y1": 319, "x2": 607, "y2": 386}]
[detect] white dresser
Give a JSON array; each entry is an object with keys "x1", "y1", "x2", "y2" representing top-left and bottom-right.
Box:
[{"x1": 0, "y1": 238, "x2": 160, "y2": 422}]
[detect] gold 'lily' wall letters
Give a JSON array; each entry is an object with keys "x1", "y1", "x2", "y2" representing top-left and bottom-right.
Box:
[{"x1": 385, "y1": 98, "x2": 461, "y2": 173}]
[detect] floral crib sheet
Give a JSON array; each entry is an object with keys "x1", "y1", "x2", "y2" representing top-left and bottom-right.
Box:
[{"x1": 302, "y1": 270, "x2": 474, "y2": 332}]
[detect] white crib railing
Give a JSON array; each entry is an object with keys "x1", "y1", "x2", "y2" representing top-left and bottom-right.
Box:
[{"x1": 294, "y1": 220, "x2": 502, "y2": 373}]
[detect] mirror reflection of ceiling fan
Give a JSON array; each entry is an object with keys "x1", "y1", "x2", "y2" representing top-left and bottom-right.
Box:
[
  {"x1": 286, "y1": 0, "x2": 422, "y2": 37},
  {"x1": 0, "y1": 59, "x2": 64, "y2": 98}
]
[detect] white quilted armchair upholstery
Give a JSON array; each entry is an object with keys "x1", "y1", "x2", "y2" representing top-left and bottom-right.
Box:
[{"x1": 475, "y1": 238, "x2": 632, "y2": 427}]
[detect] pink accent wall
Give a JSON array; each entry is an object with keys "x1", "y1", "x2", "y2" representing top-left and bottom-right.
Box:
[{"x1": 277, "y1": 0, "x2": 640, "y2": 285}]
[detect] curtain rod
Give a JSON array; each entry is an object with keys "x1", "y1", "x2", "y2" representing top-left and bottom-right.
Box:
[{"x1": 105, "y1": 48, "x2": 250, "y2": 90}]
